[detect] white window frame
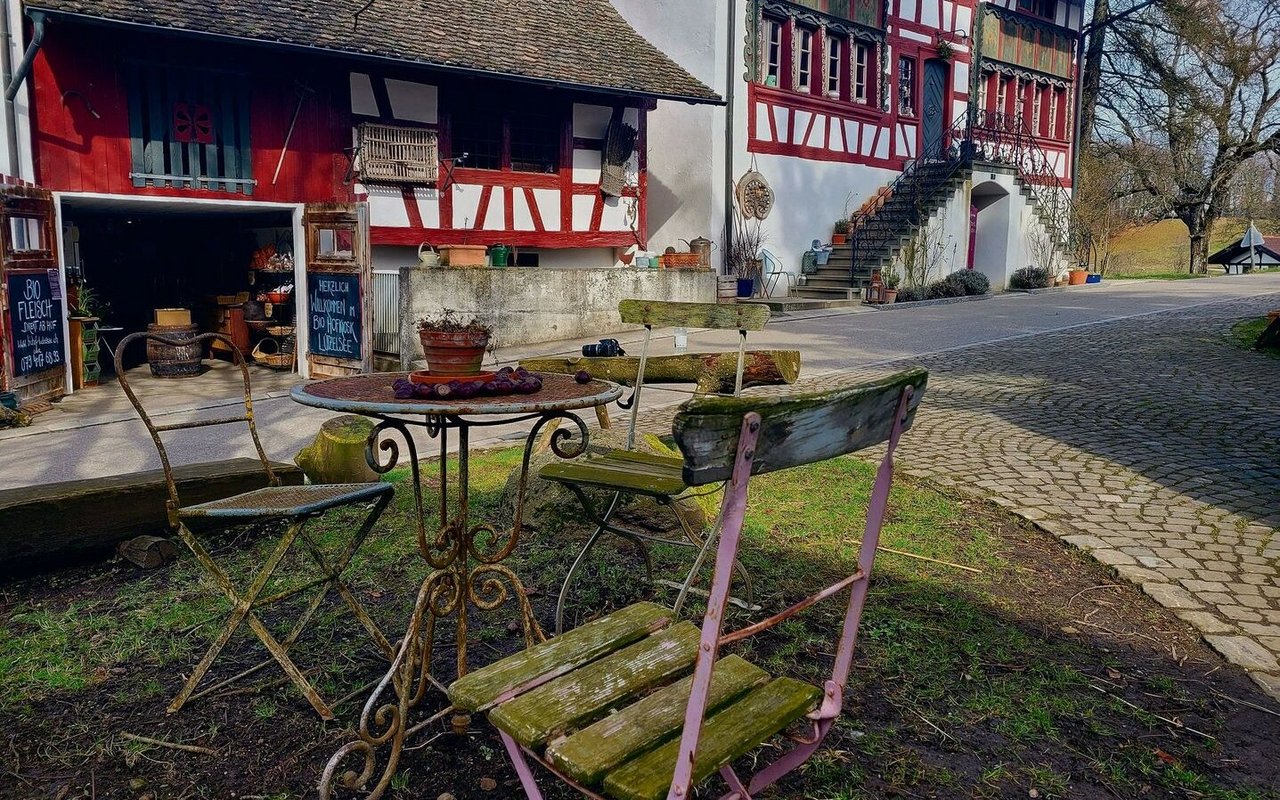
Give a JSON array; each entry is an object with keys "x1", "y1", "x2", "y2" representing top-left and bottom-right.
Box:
[
  {"x1": 996, "y1": 77, "x2": 1008, "y2": 118},
  {"x1": 898, "y1": 55, "x2": 916, "y2": 117},
  {"x1": 796, "y1": 27, "x2": 814, "y2": 93},
  {"x1": 826, "y1": 33, "x2": 842, "y2": 97},
  {"x1": 853, "y1": 41, "x2": 869, "y2": 104},
  {"x1": 763, "y1": 18, "x2": 783, "y2": 85},
  {"x1": 1032, "y1": 83, "x2": 1044, "y2": 135}
]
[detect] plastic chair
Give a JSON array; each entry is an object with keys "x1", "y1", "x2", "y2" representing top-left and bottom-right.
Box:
[
  {"x1": 761, "y1": 249, "x2": 797, "y2": 297},
  {"x1": 115, "y1": 331, "x2": 395, "y2": 720},
  {"x1": 448, "y1": 368, "x2": 928, "y2": 800}
]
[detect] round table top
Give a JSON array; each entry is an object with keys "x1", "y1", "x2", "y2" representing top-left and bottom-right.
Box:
[{"x1": 291, "y1": 372, "x2": 622, "y2": 417}]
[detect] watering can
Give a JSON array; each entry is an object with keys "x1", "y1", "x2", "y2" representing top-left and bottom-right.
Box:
[
  {"x1": 681, "y1": 236, "x2": 715, "y2": 269},
  {"x1": 418, "y1": 242, "x2": 441, "y2": 268}
]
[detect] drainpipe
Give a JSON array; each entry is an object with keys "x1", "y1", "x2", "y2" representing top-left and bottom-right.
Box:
[
  {"x1": 721, "y1": 0, "x2": 739, "y2": 270},
  {"x1": 0, "y1": 0, "x2": 18, "y2": 176},
  {"x1": 5, "y1": 8, "x2": 44, "y2": 102}
]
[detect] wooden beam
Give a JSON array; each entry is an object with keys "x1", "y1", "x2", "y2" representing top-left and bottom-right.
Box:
[
  {"x1": 520, "y1": 351, "x2": 800, "y2": 394},
  {"x1": 0, "y1": 458, "x2": 303, "y2": 573}
]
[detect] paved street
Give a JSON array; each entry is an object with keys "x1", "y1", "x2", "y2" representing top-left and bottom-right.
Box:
[{"x1": 5, "y1": 274, "x2": 1279, "y2": 696}]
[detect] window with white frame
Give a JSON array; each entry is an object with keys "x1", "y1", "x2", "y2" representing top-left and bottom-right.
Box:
[
  {"x1": 796, "y1": 28, "x2": 814, "y2": 92},
  {"x1": 1017, "y1": 0, "x2": 1058, "y2": 20},
  {"x1": 1048, "y1": 88, "x2": 1059, "y2": 138},
  {"x1": 898, "y1": 55, "x2": 916, "y2": 116},
  {"x1": 996, "y1": 77, "x2": 1008, "y2": 118},
  {"x1": 763, "y1": 18, "x2": 783, "y2": 86},
  {"x1": 853, "y1": 41, "x2": 870, "y2": 104},
  {"x1": 977, "y1": 74, "x2": 988, "y2": 115},
  {"x1": 1014, "y1": 77, "x2": 1025, "y2": 123},
  {"x1": 826, "y1": 33, "x2": 842, "y2": 96}
]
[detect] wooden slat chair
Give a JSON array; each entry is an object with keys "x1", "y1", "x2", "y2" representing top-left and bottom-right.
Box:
[
  {"x1": 449, "y1": 368, "x2": 927, "y2": 800},
  {"x1": 538, "y1": 299, "x2": 773, "y2": 634},
  {"x1": 115, "y1": 332, "x2": 395, "y2": 720}
]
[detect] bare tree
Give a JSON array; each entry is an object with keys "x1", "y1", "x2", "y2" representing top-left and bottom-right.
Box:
[{"x1": 1095, "y1": 0, "x2": 1280, "y2": 272}]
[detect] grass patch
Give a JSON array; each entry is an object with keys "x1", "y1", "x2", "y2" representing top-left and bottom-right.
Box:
[
  {"x1": 1106, "y1": 270, "x2": 1207, "y2": 280},
  {"x1": 1230, "y1": 317, "x2": 1280, "y2": 358},
  {"x1": 1107, "y1": 217, "x2": 1248, "y2": 275},
  {"x1": 1, "y1": 446, "x2": 1276, "y2": 798}
]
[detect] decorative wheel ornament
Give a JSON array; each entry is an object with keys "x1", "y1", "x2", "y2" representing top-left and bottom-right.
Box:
[
  {"x1": 736, "y1": 169, "x2": 775, "y2": 220},
  {"x1": 173, "y1": 102, "x2": 214, "y2": 144}
]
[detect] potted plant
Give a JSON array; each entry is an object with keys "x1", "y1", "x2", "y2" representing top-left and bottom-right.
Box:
[
  {"x1": 832, "y1": 218, "x2": 850, "y2": 246},
  {"x1": 883, "y1": 267, "x2": 900, "y2": 303},
  {"x1": 416, "y1": 310, "x2": 493, "y2": 376},
  {"x1": 1068, "y1": 262, "x2": 1089, "y2": 285},
  {"x1": 726, "y1": 207, "x2": 765, "y2": 298}
]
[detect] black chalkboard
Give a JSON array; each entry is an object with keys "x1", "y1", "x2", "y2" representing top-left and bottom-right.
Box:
[
  {"x1": 307, "y1": 272, "x2": 362, "y2": 360},
  {"x1": 6, "y1": 270, "x2": 65, "y2": 377}
]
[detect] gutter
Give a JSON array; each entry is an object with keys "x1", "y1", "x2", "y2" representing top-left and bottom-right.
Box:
[
  {"x1": 24, "y1": 6, "x2": 726, "y2": 107},
  {"x1": 722, "y1": 0, "x2": 740, "y2": 262},
  {"x1": 4, "y1": 8, "x2": 43, "y2": 102}
]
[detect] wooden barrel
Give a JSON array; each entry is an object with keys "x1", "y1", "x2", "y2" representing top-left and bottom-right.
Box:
[{"x1": 146, "y1": 323, "x2": 202, "y2": 378}]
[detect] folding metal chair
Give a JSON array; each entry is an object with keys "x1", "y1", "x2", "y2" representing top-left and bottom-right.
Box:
[
  {"x1": 539, "y1": 300, "x2": 771, "y2": 633},
  {"x1": 761, "y1": 249, "x2": 797, "y2": 298},
  {"x1": 448, "y1": 368, "x2": 928, "y2": 800},
  {"x1": 115, "y1": 331, "x2": 395, "y2": 720}
]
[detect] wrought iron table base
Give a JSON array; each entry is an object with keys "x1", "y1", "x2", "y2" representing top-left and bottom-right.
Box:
[{"x1": 320, "y1": 410, "x2": 590, "y2": 800}]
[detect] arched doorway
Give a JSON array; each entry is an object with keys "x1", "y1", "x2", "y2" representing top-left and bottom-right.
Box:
[
  {"x1": 921, "y1": 60, "x2": 950, "y2": 161},
  {"x1": 970, "y1": 180, "x2": 1012, "y2": 286}
]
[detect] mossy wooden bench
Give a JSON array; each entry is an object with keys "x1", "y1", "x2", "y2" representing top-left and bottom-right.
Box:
[
  {"x1": 0, "y1": 457, "x2": 303, "y2": 572},
  {"x1": 448, "y1": 368, "x2": 928, "y2": 800}
]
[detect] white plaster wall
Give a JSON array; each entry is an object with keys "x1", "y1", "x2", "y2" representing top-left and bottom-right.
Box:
[
  {"x1": 610, "y1": 0, "x2": 727, "y2": 266},
  {"x1": 969, "y1": 169, "x2": 1072, "y2": 288}
]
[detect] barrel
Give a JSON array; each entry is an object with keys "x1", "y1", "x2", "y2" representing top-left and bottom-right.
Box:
[{"x1": 146, "y1": 323, "x2": 202, "y2": 378}]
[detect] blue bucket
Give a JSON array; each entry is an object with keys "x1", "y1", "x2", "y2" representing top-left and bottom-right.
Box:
[{"x1": 1085, "y1": 274, "x2": 1101, "y2": 284}]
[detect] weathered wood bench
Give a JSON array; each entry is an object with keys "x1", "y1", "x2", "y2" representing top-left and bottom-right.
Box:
[
  {"x1": 0, "y1": 458, "x2": 303, "y2": 573},
  {"x1": 448, "y1": 368, "x2": 928, "y2": 800}
]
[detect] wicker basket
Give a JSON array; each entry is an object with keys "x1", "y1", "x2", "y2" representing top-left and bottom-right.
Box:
[
  {"x1": 359, "y1": 122, "x2": 439, "y2": 184},
  {"x1": 251, "y1": 339, "x2": 294, "y2": 370},
  {"x1": 660, "y1": 252, "x2": 704, "y2": 270}
]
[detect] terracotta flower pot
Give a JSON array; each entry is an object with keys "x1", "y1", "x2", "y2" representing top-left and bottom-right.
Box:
[
  {"x1": 419, "y1": 328, "x2": 490, "y2": 376},
  {"x1": 832, "y1": 233, "x2": 848, "y2": 245},
  {"x1": 884, "y1": 288, "x2": 899, "y2": 304},
  {"x1": 1068, "y1": 269, "x2": 1089, "y2": 286}
]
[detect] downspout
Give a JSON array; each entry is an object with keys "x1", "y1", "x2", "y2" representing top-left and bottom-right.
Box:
[
  {"x1": 722, "y1": 0, "x2": 740, "y2": 269},
  {"x1": 4, "y1": 7, "x2": 44, "y2": 180},
  {"x1": 6, "y1": 9, "x2": 44, "y2": 102}
]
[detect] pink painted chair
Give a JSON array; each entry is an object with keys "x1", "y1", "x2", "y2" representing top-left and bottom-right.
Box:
[{"x1": 447, "y1": 368, "x2": 927, "y2": 800}]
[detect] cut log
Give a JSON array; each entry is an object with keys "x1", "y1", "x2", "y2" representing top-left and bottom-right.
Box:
[
  {"x1": 521, "y1": 350, "x2": 801, "y2": 394},
  {"x1": 295, "y1": 415, "x2": 380, "y2": 484},
  {"x1": 117, "y1": 535, "x2": 178, "y2": 569},
  {"x1": 0, "y1": 458, "x2": 304, "y2": 574}
]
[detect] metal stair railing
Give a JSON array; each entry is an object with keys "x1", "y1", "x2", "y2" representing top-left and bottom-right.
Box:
[
  {"x1": 848, "y1": 118, "x2": 973, "y2": 285},
  {"x1": 961, "y1": 110, "x2": 1078, "y2": 253}
]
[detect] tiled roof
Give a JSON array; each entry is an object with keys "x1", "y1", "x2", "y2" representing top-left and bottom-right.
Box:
[{"x1": 26, "y1": 0, "x2": 721, "y2": 104}]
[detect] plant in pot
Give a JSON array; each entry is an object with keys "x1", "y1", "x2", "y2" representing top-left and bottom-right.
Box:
[
  {"x1": 832, "y1": 217, "x2": 850, "y2": 246},
  {"x1": 726, "y1": 207, "x2": 766, "y2": 298},
  {"x1": 416, "y1": 310, "x2": 493, "y2": 376},
  {"x1": 882, "y1": 266, "x2": 900, "y2": 303}
]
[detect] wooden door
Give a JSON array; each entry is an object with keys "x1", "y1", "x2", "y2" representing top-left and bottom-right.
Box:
[
  {"x1": 0, "y1": 185, "x2": 67, "y2": 402},
  {"x1": 921, "y1": 60, "x2": 949, "y2": 161},
  {"x1": 302, "y1": 203, "x2": 373, "y2": 378}
]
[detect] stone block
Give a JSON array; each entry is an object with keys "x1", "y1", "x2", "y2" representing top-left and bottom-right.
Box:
[
  {"x1": 1204, "y1": 635, "x2": 1280, "y2": 672},
  {"x1": 1174, "y1": 611, "x2": 1235, "y2": 634},
  {"x1": 1142, "y1": 583, "x2": 1202, "y2": 610}
]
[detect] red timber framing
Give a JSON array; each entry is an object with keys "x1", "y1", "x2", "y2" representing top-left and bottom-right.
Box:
[{"x1": 362, "y1": 70, "x2": 650, "y2": 251}]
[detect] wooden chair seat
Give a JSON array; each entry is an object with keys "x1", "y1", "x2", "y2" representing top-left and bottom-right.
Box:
[
  {"x1": 539, "y1": 450, "x2": 687, "y2": 498},
  {"x1": 448, "y1": 601, "x2": 820, "y2": 800}
]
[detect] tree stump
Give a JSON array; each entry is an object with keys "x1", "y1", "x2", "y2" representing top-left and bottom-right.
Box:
[
  {"x1": 117, "y1": 535, "x2": 178, "y2": 569},
  {"x1": 295, "y1": 415, "x2": 381, "y2": 484}
]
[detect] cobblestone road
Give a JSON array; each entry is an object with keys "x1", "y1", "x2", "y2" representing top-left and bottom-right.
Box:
[{"x1": 639, "y1": 294, "x2": 1280, "y2": 698}]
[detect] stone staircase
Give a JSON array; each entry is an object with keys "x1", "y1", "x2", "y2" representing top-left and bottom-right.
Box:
[{"x1": 797, "y1": 159, "x2": 969, "y2": 300}]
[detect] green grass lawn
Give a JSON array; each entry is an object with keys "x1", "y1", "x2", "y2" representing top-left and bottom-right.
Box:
[
  {"x1": 1230, "y1": 317, "x2": 1280, "y2": 358},
  {"x1": 1105, "y1": 217, "x2": 1259, "y2": 277},
  {"x1": 2, "y1": 447, "x2": 1277, "y2": 799}
]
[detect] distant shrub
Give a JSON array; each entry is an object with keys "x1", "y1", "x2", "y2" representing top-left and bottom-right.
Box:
[
  {"x1": 943, "y1": 269, "x2": 990, "y2": 296},
  {"x1": 1010, "y1": 266, "x2": 1054, "y2": 290},
  {"x1": 925, "y1": 278, "x2": 966, "y2": 299},
  {"x1": 895, "y1": 286, "x2": 926, "y2": 303}
]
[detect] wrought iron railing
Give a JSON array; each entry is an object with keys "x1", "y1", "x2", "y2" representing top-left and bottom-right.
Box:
[{"x1": 961, "y1": 110, "x2": 1077, "y2": 252}]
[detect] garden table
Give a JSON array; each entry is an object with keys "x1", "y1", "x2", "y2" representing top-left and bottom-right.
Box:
[{"x1": 291, "y1": 372, "x2": 621, "y2": 800}]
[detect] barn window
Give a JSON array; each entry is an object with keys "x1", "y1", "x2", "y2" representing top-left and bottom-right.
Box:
[
  {"x1": 123, "y1": 63, "x2": 254, "y2": 194},
  {"x1": 448, "y1": 88, "x2": 563, "y2": 174}
]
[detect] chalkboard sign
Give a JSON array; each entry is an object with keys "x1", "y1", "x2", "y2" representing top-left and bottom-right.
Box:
[
  {"x1": 6, "y1": 270, "x2": 65, "y2": 377},
  {"x1": 307, "y1": 272, "x2": 362, "y2": 360}
]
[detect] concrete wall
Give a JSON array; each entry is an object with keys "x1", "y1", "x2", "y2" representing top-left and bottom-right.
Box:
[
  {"x1": 969, "y1": 168, "x2": 1072, "y2": 288},
  {"x1": 399, "y1": 266, "x2": 716, "y2": 363}
]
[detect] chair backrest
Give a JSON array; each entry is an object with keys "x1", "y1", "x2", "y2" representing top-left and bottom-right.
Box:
[
  {"x1": 665, "y1": 367, "x2": 927, "y2": 798},
  {"x1": 616, "y1": 299, "x2": 771, "y2": 449},
  {"x1": 673, "y1": 367, "x2": 927, "y2": 485},
  {"x1": 115, "y1": 331, "x2": 278, "y2": 526}
]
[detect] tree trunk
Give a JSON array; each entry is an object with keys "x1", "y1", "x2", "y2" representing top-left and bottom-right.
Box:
[
  {"x1": 1078, "y1": 0, "x2": 1110, "y2": 147},
  {"x1": 520, "y1": 351, "x2": 801, "y2": 395},
  {"x1": 1181, "y1": 205, "x2": 1215, "y2": 275},
  {"x1": 295, "y1": 415, "x2": 381, "y2": 484}
]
